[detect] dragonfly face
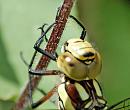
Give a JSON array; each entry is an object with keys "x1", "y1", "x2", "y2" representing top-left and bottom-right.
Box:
[{"x1": 57, "y1": 38, "x2": 102, "y2": 81}]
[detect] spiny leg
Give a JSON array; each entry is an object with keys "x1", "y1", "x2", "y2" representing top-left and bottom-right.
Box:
[
  {"x1": 31, "y1": 84, "x2": 59, "y2": 108},
  {"x1": 36, "y1": 87, "x2": 54, "y2": 105},
  {"x1": 33, "y1": 23, "x2": 58, "y2": 61},
  {"x1": 107, "y1": 97, "x2": 130, "y2": 110},
  {"x1": 20, "y1": 51, "x2": 29, "y2": 67},
  {"x1": 38, "y1": 24, "x2": 48, "y2": 42},
  {"x1": 34, "y1": 23, "x2": 55, "y2": 48},
  {"x1": 69, "y1": 15, "x2": 86, "y2": 40},
  {"x1": 29, "y1": 23, "x2": 61, "y2": 107},
  {"x1": 55, "y1": 7, "x2": 61, "y2": 20},
  {"x1": 29, "y1": 69, "x2": 63, "y2": 76},
  {"x1": 29, "y1": 23, "x2": 49, "y2": 68},
  {"x1": 28, "y1": 23, "x2": 52, "y2": 106},
  {"x1": 34, "y1": 23, "x2": 58, "y2": 60},
  {"x1": 33, "y1": 46, "x2": 58, "y2": 61},
  {"x1": 29, "y1": 11, "x2": 60, "y2": 107},
  {"x1": 20, "y1": 51, "x2": 39, "y2": 105},
  {"x1": 29, "y1": 69, "x2": 63, "y2": 107},
  {"x1": 29, "y1": 69, "x2": 62, "y2": 105},
  {"x1": 36, "y1": 87, "x2": 57, "y2": 105},
  {"x1": 20, "y1": 23, "x2": 48, "y2": 68},
  {"x1": 29, "y1": 23, "x2": 56, "y2": 70},
  {"x1": 37, "y1": 87, "x2": 46, "y2": 96}
]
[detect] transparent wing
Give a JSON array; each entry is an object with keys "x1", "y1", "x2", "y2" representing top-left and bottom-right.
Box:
[{"x1": 107, "y1": 97, "x2": 130, "y2": 110}]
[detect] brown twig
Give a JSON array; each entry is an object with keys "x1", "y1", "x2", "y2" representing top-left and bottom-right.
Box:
[{"x1": 13, "y1": 0, "x2": 74, "y2": 110}]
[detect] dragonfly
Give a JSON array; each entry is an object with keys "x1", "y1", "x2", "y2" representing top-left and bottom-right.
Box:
[{"x1": 21, "y1": 15, "x2": 130, "y2": 110}]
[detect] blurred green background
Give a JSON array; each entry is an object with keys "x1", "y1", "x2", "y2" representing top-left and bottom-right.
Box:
[{"x1": 0, "y1": 0, "x2": 130, "y2": 110}]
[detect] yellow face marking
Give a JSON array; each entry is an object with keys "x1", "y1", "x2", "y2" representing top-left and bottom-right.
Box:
[
  {"x1": 65, "y1": 38, "x2": 96, "y2": 62},
  {"x1": 85, "y1": 60, "x2": 93, "y2": 65}
]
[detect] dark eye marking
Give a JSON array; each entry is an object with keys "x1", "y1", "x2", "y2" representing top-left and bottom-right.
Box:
[
  {"x1": 63, "y1": 55, "x2": 68, "y2": 58},
  {"x1": 69, "y1": 63, "x2": 75, "y2": 67},
  {"x1": 83, "y1": 52, "x2": 94, "y2": 57}
]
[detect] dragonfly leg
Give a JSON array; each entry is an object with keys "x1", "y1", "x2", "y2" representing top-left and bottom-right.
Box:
[
  {"x1": 31, "y1": 85, "x2": 58, "y2": 109},
  {"x1": 69, "y1": 15, "x2": 86, "y2": 40}
]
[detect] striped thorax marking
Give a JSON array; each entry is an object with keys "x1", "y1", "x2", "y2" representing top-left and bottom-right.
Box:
[{"x1": 58, "y1": 78, "x2": 107, "y2": 110}]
